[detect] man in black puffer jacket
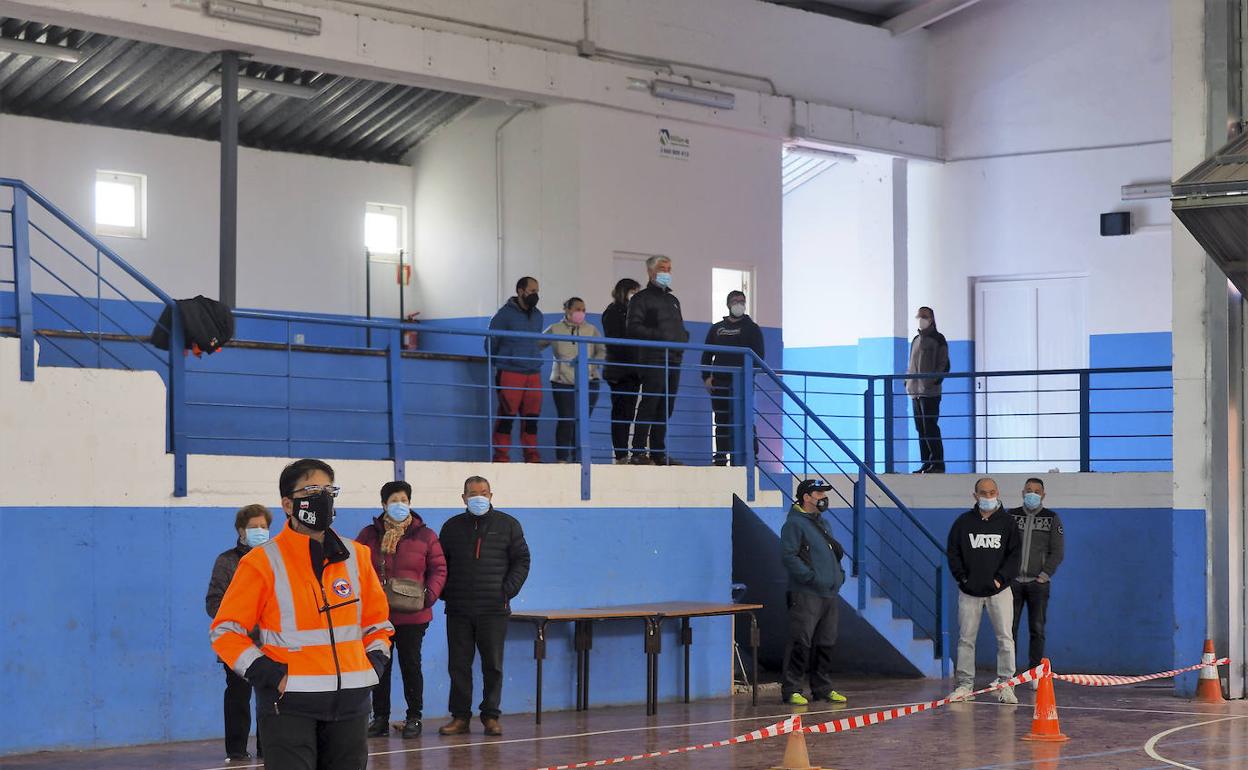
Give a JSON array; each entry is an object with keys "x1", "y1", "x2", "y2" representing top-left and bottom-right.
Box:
[
  {"x1": 437, "y1": 476, "x2": 531, "y2": 738},
  {"x1": 626, "y1": 255, "x2": 689, "y2": 465}
]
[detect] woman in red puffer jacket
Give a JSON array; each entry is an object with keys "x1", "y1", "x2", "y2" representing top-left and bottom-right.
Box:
[{"x1": 356, "y1": 480, "x2": 447, "y2": 739}]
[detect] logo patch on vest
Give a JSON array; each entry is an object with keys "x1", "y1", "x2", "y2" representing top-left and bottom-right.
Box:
[
  {"x1": 332, "y1": 578, "x2": 352, "y2": 598},
  {"x1": 969, "y1": 533, "x2": 1002, "y2": 549}
]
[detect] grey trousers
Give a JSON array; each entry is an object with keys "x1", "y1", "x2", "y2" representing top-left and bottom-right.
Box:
[{"x1": 955, "y1": 588, "x2": 1015, "y2": 688}]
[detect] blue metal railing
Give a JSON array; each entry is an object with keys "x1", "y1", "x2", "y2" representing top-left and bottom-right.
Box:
[{"x1": 0, "y1": 178, "x2": 188, "y2": 495}]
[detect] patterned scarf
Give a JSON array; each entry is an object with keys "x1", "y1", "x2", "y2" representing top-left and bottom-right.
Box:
[{"x1": 381, "y1": 514, "x2": 414, "y2": 556}]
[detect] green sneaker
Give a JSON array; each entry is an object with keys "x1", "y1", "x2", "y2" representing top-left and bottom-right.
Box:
[
  {"x1": 786, "y1": 692, "x2": 809, "y2": 706},
  {"x1": 825, "y1": 691, "x2": 848, "y2": 703}
]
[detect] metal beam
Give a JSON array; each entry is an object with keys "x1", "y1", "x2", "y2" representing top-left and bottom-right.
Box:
[
  {"x1": 219, "y1": 50, "x2": 238, "y2": 308},
  {"x1": 883, "y1": 0, "x2": 986, "y2": 36}
]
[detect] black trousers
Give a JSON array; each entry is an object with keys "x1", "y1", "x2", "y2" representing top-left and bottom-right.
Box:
[
  {"x1": 223, "y1": 663, "x2": 260, "y2": 757},
  {"x1": 633, "y1": 363, "x2": 681, "y2": 460},
  {"x1": 912, "y1": 396, "x2": 944, "y2": 470},
  {"x1": 606, "y1": 374, "x2": 641, "y2": 460},
  {"x1": 1011, "y1": 580, "x2": 1051, "y2": 670},
  {"x1": 447, "y1": 613, "x2": 509, "y2": 720},
  {"x1": 781, "y1": 591, "x2": 840, "y2": 699},
  {"x1": 258, "y1": 713, "x2": 367, "y2": 770},
  {"x1": 370, "y1": 622, "x2": 428, "y2": 721},
  {"x1": 552, "y1": 380, "x2": 601, "y2": 461}
]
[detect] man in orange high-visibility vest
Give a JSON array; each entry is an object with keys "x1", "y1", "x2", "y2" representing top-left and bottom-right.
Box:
[{"x1": 211, "y1": 458, "x2": 394, "y2": 770}]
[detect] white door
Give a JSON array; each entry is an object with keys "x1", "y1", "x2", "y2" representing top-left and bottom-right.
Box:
[{"x1": 974, "y1": 277, "x2": 1087, "y2": 473}]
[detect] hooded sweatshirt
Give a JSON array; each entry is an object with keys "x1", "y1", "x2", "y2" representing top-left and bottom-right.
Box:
[
  {"x1": 906, "y1": 314, "x2": 950, "y2": 397},
  {"x1": 946, "y1": 504, "x2": 1022, "y2": 597}
]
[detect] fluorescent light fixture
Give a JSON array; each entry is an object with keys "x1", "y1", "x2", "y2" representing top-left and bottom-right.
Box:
[
  {"x1": 0, "y1": 37, "x2": 81, "y2": 63},
  {"x1": 206, "y1": 71, "x2": 319, "y2": 99},
  {"x1": 204, "y1": 0, "x2": 322, "y2": 36},
  {"x1": 626, "y1": 77, "x2": 650, "y2": 92},
  {"x1": 784, "y1": 145, "x2": 858, "y2": 164},
  {"x1": 650, "y1": 80, "x2": 735, "y2": 110},
  {"x1": 1121, "y1": 181, "x2": 1173, "y2": 201}
]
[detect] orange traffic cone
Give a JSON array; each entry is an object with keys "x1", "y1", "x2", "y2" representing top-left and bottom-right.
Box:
[
  {"x1": 1195, "y1": 639, "x2": 1225, "y2": 703},
  {"x1": 769, "y1": 715, "x2": 823, "y2": 770},
  {"x1": 1023, "y1": 658, "x2": 1069, "y2": 742}
]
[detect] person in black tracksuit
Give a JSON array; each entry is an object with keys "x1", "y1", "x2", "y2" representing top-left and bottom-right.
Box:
[
  {"x1": 205, "y1": 504, "x2": 272, "y2": 763},
  {"x1": 700, "y1": 290, "x2": 765, "y2": 466},
  {"x1": 626, "y1": 257, "x2": 689, "y2": 465},
  {"x1": 1009, "y1": 477, "x2": 1065, "y2": 679},
  {"x1": 602, "y1": 278, "x2": 642, "y2": 463},
  {"x1": 437, "y1": 476, "x2": 531, "y2": 737}
]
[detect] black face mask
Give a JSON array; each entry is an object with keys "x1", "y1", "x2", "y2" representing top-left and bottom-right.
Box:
[
  {"x1": 815, "y1": 497, "x2": 829, "y2": 513},
  {"x1": 523, "y1": 293, "x2": 540, "y2": 310},
  {"x1": 291, "y1": 491, "x2": 335, "y2": 532}
]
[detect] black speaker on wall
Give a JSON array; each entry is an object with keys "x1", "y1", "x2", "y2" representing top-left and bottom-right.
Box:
[{"x1": 1100, "y1": 211, "x2": 1132, "y2": 236}]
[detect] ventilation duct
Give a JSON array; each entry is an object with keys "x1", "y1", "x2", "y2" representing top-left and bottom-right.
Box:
[{"x1": 1172, "y1": 131, "x2": 1248, "y2": 294}]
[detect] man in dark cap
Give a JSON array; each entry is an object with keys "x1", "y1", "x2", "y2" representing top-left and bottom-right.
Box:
[{"x1": 779, "y1": 479, "x2": 848, "y2": 706}]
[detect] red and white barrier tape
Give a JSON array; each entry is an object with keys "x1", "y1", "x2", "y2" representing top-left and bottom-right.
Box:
[
  {"x1": 1052, "y1": 657, "x2": 1230, "y2": 687},
  {"x1": 532, "y1": 714, "x2": 801, "y2": 770},
  {"x1": 530, "y1": 657, "x2": 1232, "y2": 770},
  {"x1": 801, "y1": 661, "x2": 1049, "y2": 735}
]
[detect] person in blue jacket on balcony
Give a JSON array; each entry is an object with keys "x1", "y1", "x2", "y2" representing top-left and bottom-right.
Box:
[
  {"x1": 487, "y1": 277, "x2": 544, "y2": 463},
  {"x1": 779, "y1": 479, "x2": 848, "y2": 706}
]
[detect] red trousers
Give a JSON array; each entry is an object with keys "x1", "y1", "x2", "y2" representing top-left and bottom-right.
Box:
[{"x1": 493, "y1": 370, "x2": 542, "y2": 462}]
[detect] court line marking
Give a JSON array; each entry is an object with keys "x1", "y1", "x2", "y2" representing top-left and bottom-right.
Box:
[
  {"x1": 1142, "y1": 715, "x2": 1247, "y2": 770},
  {"x1": 189, "y1": 699, "x2": 1248, "y2": 770},
  {"x1": 970, "y1": 700, "x2": 1248, "y2": 718}
]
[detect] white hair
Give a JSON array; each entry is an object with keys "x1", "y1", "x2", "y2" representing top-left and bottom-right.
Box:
[{"x1": 645, "y1": 255, "x2": 671, "y2": 271}]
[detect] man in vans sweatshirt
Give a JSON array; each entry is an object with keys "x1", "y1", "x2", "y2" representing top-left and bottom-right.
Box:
[{"x1": 946, "y1": 477, "x2": 1022, "y2": 704}]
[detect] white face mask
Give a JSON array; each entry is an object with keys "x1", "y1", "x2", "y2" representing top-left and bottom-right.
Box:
[
  {"x1": 729, "y1": 303, "x2": 746, "y2": 318},
  {"x1": 917, "y1": 317, "x2": 932, "y2": 331}
]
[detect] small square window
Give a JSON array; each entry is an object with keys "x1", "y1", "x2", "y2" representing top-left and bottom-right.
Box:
[
  {"x1": 95, "y1": 170, "x2": 146, "y2": 239},
  {"x1": 365, "y1": 203, "x2": 405, "y2": 261}
]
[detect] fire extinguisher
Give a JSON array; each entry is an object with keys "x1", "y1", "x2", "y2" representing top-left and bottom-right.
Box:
[{"x1": 402, "y1": 312, "x2": 420, "y2": 351}]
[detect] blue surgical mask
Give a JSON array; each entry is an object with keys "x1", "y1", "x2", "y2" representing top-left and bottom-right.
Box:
[
  {"x1": 977, "y1": 497, "x2": 999, "y2": 512},
  {"x1": 244, "y1": 527, "x2": 269, "y2": 547},
  {"x1": 466, "y1": 496, "x2": 491, "y2": 516},
  {"x1": 385, "y1": 502, "x2": 411, "y2": 522},
  {"x1": 654, "y1": 272, "x2": 672, "y2": 288},
  {"x1": 1023, "y1": 492, "x2": 1043, "y2": 510}
]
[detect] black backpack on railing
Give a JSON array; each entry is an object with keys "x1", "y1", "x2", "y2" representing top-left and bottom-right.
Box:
[{"x1": 150, "y1": 296, "x2": 234, "y2": 356}]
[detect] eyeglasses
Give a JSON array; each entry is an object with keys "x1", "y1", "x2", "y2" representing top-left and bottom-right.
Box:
[{"x1": 291, "y1": 485, "x2": 341, "y2": 499}]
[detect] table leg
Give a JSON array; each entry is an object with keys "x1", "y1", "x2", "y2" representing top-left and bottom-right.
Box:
[
  {"x1": 680, "y1": 617, "x2": 692, "y2": 703},
  {"x1": 647, "y1": 617, "x2": 664, "y2": 715},
  {"x1": 749, "y1": 612, "x2": 759, "y2": 707},
  {"x1": 534, "y1": 620, "x2": 548, "y2": 724},
  {"x1": 583, "y1": 621, "x2": 594, "y2": 709},
  {"x1": 573, "y1": 621, "x2": 584, "y2": 712}
]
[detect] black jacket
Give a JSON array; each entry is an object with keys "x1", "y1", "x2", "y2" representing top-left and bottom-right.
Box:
[
  {"x1": 206, "y1": 541, "x2": 248, "y2": 618},
  {"x1": 439, "y1": 508, "x2": 531, "y2": 616},
  {"x1": 946, "y1": 506, "x2": 1021, "y2": 597},
  {"x1": 700, "y1": 315, "x2": 765, "y2": 376},
  {"x1": 626, "y1": 282, "x2": 689, "y2": 363},
  {"x1": 601, "y1": 301, "x2": 638, "y2": 382},
  {"x1": 1008, "y1": 506, "x2": 1065, "y2": 580}
]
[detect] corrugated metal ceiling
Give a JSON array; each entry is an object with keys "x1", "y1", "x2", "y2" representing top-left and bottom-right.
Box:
[{"x1": 0, "y1": 17, "x2": 478, "y2": 164}]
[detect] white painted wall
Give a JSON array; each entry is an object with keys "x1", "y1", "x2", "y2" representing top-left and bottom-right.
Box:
[
  {"x1": 0, "y1": 113, "x2": 413, "y2": 316},
  {"x1": 411, "y1": 101, "x2": 783, "y2": 328},
  {"x1": 907, "y1": 0, "x2": 1172, "y2": 342},
  {"x1": 782, "y1": 153, "x2": 896, "y2": 348}
]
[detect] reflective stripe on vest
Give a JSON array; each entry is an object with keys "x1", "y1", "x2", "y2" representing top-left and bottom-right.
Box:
[
  {"x1": 284, "y1": 669, "x2": 378, "y2": 693},
  {"x1": 232, "y1": 644, "x2": 263, "y2": 678},
  {"x1": 343, "y1": 545, "x2": 364, "y2": 626},
  {"x1": 260, "y1": 626, "x2": 364, "y2": 649},
  {"x1": 261, "y1": 539, "x2": 297, "y2": 630}
]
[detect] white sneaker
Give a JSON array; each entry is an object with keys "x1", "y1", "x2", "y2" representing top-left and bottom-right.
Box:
[
  {"x1": 948, "y1": 684, "x2": 975, "y2": 702},
  {"x1": 996, "y1": 682, "x2": 1018, "y2": 704}
]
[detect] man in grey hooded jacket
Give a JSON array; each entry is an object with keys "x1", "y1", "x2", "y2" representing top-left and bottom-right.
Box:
[
  {"x1": 906, "y1": 306, "x2": 950, "y2": 473},
  {"x1": 779, "y1": 479, "x2": 848, "y2": 706}
]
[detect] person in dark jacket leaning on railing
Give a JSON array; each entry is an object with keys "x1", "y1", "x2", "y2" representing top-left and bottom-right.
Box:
[
  {"x1": 1008, "y1": 477, "x2": 1065, "y2": 688},
  {"x1": 626, "y1": 256, "x2": 689, "y2": 466},
  {"x1": 205, "y1": 503, "x2": 272, "y2": 764},
  {"x1": 487, "y1": 276, "x2": 544, "y2": 463},
  {"x1": 437, "y1": 476, "x2": 531, "y2": 738},
  {"x1": 602, "y1": 278, "x2": 642, "y2": 464},
  {"x1": 946, "y1": 477, "x2": 1022, "y2": 704},
  {"x1": 779, "y1": 479, "x2": 848, "y2": 707}
]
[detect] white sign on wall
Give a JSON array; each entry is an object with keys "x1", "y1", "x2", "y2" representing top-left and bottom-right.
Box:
[{"x1": 658, "y1": 128, "x2": 690, "y2": 161}]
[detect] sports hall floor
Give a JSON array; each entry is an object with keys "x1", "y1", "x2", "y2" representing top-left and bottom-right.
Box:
[{"x1": 3, "y1": 676, "x2": 1245, "y2": 769}]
